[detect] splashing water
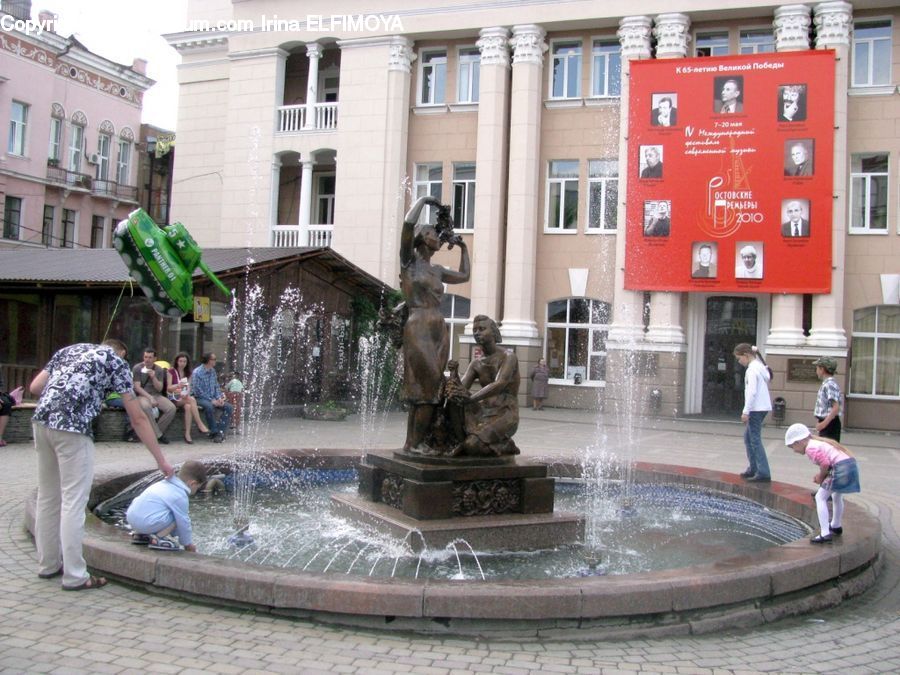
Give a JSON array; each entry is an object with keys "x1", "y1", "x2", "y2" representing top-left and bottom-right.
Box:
[{"x1": 227, "y1": 284, "x2": 307, "y2": 532}]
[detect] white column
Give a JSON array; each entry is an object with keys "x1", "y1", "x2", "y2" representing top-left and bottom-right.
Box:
[
  {"x1": 645, "y1": 13, "x2": 690, "y2": 346},
  {"x1": 298, "y1": 159, "x2": 314, "y2": 245},
  {"x1": 499, "y1": 24, "x2": 546, "y2": 342},
  {"x1": 471, "y1": 27, "x2": 510, "y2": 322},
  {"x1": 607, "y1": 16, "x2": 653, "y2": 346},
  {"x1": 774, "y1": 4, "x2": 812, "y2": 51},
  {"x1": 809, "y1": 1, "x2": 852, "y2": 348},
  {"x1": 767, "y1": 5, "x2": 812, "y2": 347},
  {"x1": 269, "y1": 157, "x2": 281, "y2": 244},
  {"x1": 304, "y1": 43, "x2": 323, "y2": 130},
  {"x1": 379, "y1": 36, "x2": 415, "y2": 282}
]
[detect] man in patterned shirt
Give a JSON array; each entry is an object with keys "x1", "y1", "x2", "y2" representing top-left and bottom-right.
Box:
[
  {"x1": 30, "y1": 339, "x2": 174, "y2": 591},
  {"x1": 812, "y1": 356, "x2": 843, "y2": 442}
]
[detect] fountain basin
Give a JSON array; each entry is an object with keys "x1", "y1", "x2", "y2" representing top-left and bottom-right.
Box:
[{"x1": 23, "y1": 451, "x2": 882, "y2": 638}]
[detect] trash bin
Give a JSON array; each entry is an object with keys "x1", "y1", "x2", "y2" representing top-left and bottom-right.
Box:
[
  {"x1": 773, "y1": 396, "x2": 786, "y2": 426},
  {"x1": 649, "y1": 388, "x2": 662, "y2": 413}
]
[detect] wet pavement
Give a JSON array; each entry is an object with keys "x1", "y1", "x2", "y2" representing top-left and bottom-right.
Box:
[{"x1": 1, "y1": 408, "x2": 898, "y2": 673}]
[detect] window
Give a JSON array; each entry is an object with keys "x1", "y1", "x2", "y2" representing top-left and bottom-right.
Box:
[
  {"x1": 546, "y1": 160, "x2": 579, "y2": 231},
  {"x1": 42, "y1": 205, "x2": 55, "y2": 246},
  {"x1": 551, "y1": 41, "x2": 582, "y2": 99},
  {"x1": 852, "y1": 20, "x2": 892, "y2": 87},
  {"x1": 96, "y1": 133, "x2": 111, "y2": 181},
  {"x1": 850, "y1": 306, "x2": 900, "y2": 398},
  {"x1": 695, "y1": 32, "x2": 729, "y2": 57},
  {"x1": 849, "y1": 153, "x2": 888, "y2": 233},
  {"x1": 116, "y1": 139, "x2": 131, "y2": 185},
  {"x1": 3, "y1": 196, "x2": 22, "y2": 240},
  {"x1": 316, "y1": 174, "x2": 335, "y2": 224},
  {"x1": 68, "y1": 124, "x2": 84, "y2": 173},
  {"x1": 591, "y1": 39, "x2": 621, "y2": 97},
  {"x1": 587, "y1": 159, "x2": 618, "y2": 232},
  {"x1": 457, "y1": 47, "x2": 480, "y2": 103},
  {"x1": 61, "y1": 208, "x2": 76, "y2": 248},
  {"x1": 545, "y1": 298, "x2": 611, "y2": 382},
  {"x1": 452, "y1": 162, "x2": 476, "y2": 230},
  {"x1": 739, "y1": 29, "x2": 775, "y2": 54},
  {"x1": 440, "y1": 294, "x2": 471, "y2": 360},
  {"x1": 48, "y1": 117, "x2": 63, "y2": 162},
  {"x1": 419, "y1": 50, "x2": 447, "y2": 105},
  {"x1": 91, "y1": 215, "x2": 105, "y2": 248},
  {"x1": 7, "y1": 101, "x2": 28, "y2": 155},
  {"x1": 413, "y1": 163, "x2": 442, "y2": 224}
]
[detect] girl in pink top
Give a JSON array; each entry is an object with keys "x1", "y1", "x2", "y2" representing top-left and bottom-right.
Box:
[{"x1": 785, "y1": 423, "x2": 860, "y2": 544}]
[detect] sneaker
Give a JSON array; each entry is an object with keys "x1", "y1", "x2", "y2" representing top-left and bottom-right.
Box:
[
  {"x1": 131, "y1": 533, "x2": 152, "y2": 546},
  {"x1": 811, "y1": 534, "x2": 833, "y2": 544},
  {"x1": 829, "y1": 526, "x2": 843, "y2": 536},
  {"x1": 739, "y1": 470, "x2": 753, "y2": 478},
  {"x1": 148, "y1": 535, "x2": 184, "y2": 551},
  {"x1": 125, "y1": 432, "x2": 138, "y2": 443},
  {"x1": 212, "y1": 432, "x2": 225, "y2": 444},
  {"x1": 157, "y1": 436, "x2": 170, "y2": 445},
  {"x1": 746, "y1": 475, "x2": 771, "y2": 483}
]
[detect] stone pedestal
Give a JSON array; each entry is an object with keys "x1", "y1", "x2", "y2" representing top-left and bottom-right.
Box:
[{"x1": 344, "y1": 451, "x2": 584, "y2": 551}]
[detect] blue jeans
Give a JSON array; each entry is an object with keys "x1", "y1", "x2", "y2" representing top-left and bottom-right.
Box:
[
  {"x1": 196, "y1": 398, "x2": 233, "y2": 434},
  {"x1": 743, "y1": 410, "x2": 771, "y2": 479}
]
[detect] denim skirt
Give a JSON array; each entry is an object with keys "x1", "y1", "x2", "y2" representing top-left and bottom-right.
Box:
[{"x1": 830, "y1": 458, "x2": 860, "y2": 494}]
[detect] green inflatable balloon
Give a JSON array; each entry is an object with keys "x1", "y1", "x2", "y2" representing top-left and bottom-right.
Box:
[{"x1": 113, "y1": 208, "x2": 231, "y2": 318}]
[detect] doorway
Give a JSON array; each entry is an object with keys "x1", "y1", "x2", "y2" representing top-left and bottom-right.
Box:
[{"x1": 702, "y1": 297, "x2": 757, "y2": 417}]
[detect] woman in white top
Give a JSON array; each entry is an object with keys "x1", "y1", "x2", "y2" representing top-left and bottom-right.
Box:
[
  {"x1": 733, "y1": 343, "x2": 772, "y2": 482},
  {"x1": 167, "y1": 352, "x2": 209, "y2": 444}
]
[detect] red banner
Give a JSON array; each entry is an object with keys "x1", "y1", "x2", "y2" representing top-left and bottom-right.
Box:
[{"x1": 625, "y1": 51, "x2": 835, "y2": 293}]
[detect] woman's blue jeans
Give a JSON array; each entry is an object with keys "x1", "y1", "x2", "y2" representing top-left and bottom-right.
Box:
[{"x1": 744, "y1": 410, "x2": 771, "y2": 479}]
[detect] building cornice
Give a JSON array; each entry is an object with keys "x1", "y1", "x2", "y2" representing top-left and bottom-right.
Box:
[
  {"x1": 165, "y1": 30, "x2": 229, "y2": 53},
  {"x1": 0, "y1": 31, "x2": 152, "y2": 106}
]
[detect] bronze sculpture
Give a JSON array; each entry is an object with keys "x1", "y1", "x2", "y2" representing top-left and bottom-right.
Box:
[
  {"x1": 398, "y1": 196, "x2": 470, "y2": 453},
  {"x1": 396, "y1": 197, "x2": 519, "y2": 458}
]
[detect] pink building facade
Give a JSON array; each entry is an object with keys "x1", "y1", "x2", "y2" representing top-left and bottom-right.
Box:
[{"x1": 0, "y1": 4, "x2": 153, "y2": 250}]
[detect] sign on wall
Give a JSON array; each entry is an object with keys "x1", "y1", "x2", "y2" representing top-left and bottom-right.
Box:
[{"x1": 625, "y1": 51, "x2": 835, "y2": 293}]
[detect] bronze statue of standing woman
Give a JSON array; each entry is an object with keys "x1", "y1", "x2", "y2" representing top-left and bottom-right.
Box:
[{"x1": 399, "y1": 195, "x2": 470, "y2": 454}]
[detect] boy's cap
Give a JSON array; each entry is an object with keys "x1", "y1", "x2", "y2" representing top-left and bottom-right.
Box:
[
  {"x1": 785, "y1": 423, "x2": 811, "y2": 446},
  {"x1": 813, "y1": 356, "x2": 837, "y2": 374}
]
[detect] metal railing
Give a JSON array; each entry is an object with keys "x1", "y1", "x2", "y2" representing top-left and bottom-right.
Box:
[
  {"x1": 277, "y1": 102, "x2": 338, "y2": 133},
  {"x1": 46, "y1": 164, "x2": 137, "y2": 200}
]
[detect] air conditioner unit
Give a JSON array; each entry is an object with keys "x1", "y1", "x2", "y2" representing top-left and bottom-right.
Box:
[{"x1": 87, "y1": 153, "x2": 100, "y2": 165}]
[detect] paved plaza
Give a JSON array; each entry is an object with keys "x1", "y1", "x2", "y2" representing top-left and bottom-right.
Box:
[{"x1": 1, "y1": 409, "x2": 898, "y2": 674}]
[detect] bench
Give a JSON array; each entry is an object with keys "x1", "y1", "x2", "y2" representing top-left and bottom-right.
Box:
[{"x1": 5, "y1": 405, "x2": 134, "y2": 444}]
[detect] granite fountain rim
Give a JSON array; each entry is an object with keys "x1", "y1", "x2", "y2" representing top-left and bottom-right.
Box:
[{"x1": 23, "y1": 449, "x2": 883, "y2": 638}]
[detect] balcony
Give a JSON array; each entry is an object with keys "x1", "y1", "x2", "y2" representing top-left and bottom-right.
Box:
[
  {"x1": 271, "y1": 224, "x2": 333, "y2": 248},
  {"x1": 277, "y1": 103, "x2": 338, "y2": 133},
  {"x1": 46, "y1": 164, "x2": 137, "y2": 200}
]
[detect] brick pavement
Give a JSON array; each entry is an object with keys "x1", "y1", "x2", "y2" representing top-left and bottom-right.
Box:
[{"x1": 1, "y1": 410, "x2": 898, "y2": 674}]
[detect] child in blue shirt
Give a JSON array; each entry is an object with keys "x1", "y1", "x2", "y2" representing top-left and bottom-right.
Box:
[{"x1": 126, "y1": 460, "x2": 207, "y2": 551}]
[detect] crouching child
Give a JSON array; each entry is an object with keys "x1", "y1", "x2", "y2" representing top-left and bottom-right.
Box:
[
  {"x1": 784, "y1": 423, "x2": 861, "y2": 544},
  {"x1": 126, "y1": 460, "x2": 207, "y2": 551}
]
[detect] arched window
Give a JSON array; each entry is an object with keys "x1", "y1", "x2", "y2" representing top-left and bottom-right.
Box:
[
  {"x1": 67, "y1": 111, "x2": 87, "y2": 173},
  {"x1": 48, "y1": 103, "x2": 66, "y2": 163},
  {"x1": 850, "y1": 305, "x2": 899, "y2": 398},
  {"x1": 545, "y1": 298, "x2": 611, "y2": 383},
  {"x1": 440, "y1": 293, "x2": 470, "y2": 360}
]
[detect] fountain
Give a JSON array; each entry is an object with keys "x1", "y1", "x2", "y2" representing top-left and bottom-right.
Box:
[{"x1": 24, "y1": 196, "x2": 882, "y2": 637}]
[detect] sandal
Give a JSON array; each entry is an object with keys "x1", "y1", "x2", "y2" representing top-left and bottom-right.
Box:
[
  {"x1": 63, "y1": 574, "x2": 108, "y2": 591},
  {"x1": 38, "y1": 567, "x2": 63, "y2": 579}
]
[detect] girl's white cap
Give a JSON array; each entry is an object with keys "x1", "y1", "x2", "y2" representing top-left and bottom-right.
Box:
[{"x1": 785, "y1": 423, "x2": 811, "y2": 446}]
